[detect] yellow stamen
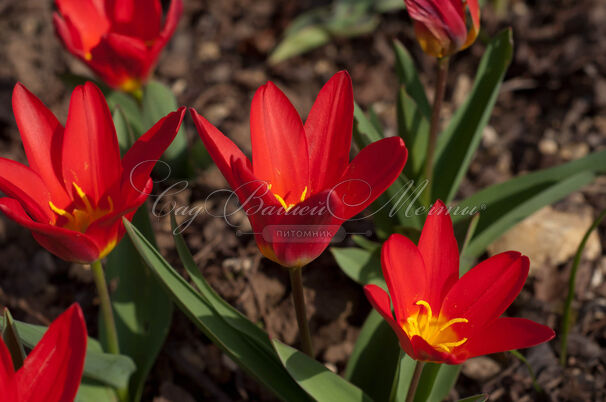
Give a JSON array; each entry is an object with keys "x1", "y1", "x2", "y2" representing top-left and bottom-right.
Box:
[
  {"x1": 300, "y1": 186, "x2": 308, "y2": 203},
  {"x1": 270, "y1": 185, "x2": 309, "y2": 212},
  {"x1": 402, "y1": 299, "x2": 469, "y2": 356},
  {"x1": 84, "y1": 52, "x2": 92, "y2": 61},
  {"x1": 73, "y1": 183, "x2": 93, "y2": 213},
  {"x1": 48, "y1": 183, "x2": 114, "y2": 233}
]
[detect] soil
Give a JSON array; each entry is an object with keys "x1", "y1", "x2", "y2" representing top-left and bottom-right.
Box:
[{"x1": 1, "y1": 0, "x2": 605, "y2": 401}]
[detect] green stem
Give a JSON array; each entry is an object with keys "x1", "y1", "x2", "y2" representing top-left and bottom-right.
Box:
[
  {"x1": 91, "y1": 260, "x2": 121, "y2": 355},
  {"x1": 388, "y1": 350, "x2": 404, "y2": 402},
  {"x1": 423, "y1": 57, "x2": 450, "y2": 205},
  {"x1": 560, "y1": 207, "x2": 606, "y2": 366},
  {"x1": 289, "y1": 266, "x2": 314, "y2": 357},
  {"x1": 405, "y1": 361, "x2": 425, "y2": 402}
]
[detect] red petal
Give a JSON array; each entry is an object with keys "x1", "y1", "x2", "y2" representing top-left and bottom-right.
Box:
[
  {"x1": 381, "y1": 234, "x2": 427, "y2": 324},
  {"x1": 190, "y1": 108, "x2": 251, "y2": 190},
  {"x1": 16, "y1": 304, "x2": 87, "y2": 402},
  {"x1": 304, "y1": 71, "x2": 353, "y2": 191},
  {"x1": 0, "y1": 198, "x2": 100, "y2": 263},
  {"x1": 364, "y1": 284, "x2": 414, "y2": 356},
  {"x1": 55, "y1": 0, "x2": 109, "y2": 52},
  {"x1": 468, "y1": 0, "x2": 480, "y2": 33},
  {"x1": 464, "y1": 317, "x2": 555, "y2": 359},
  {"x1": 269, "y1": 190, "x2": 343, "y2": 268},
  {"x1": 410, "y1": 335, "x2": 463, "y2": 364},
  {"x1": 105, "y1": 0, "x2": 163, "y2": 41},
  {"x1": 418, "y1": 200, "x2": 459, "y2": 311},
  {"x1": 103, "y1": 33, "x2": 151, "y2": 79},
  {"x1": 405, "y1": 0, "x2": 467, "y2": 48},
  {"x1": 153, "y1": 0, "x2": 183, "y2": 54},
  {"x1": 121, "y1": 107, "x2": 185, "y2": 206},
  {"x1": 0, "y1": 339, "x2": 17, "y2": 401},
  {"x1": 250, "y1": 81, "x2": 309, "y2": 205},
  {"x1": 335, "y1": 136, "x2": 407, "y2": 220},
  {"x1": 441, "y1": 252, "x2": 529, "y2": 334},
  {"x1": 62, "y1": 82, "x2": 122, "y2": 205},
  {"x1": 12, "y1": 83, "x2": 70, "y2": 207},
  {"x1": 53, "y1": 13, "x2": 84, "y2": 55},
  {"x1": 0, "y1": 159, "x2": 52, "y2": 222}
]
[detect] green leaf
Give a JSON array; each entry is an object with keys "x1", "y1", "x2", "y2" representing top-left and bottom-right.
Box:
[
  {"x1": 351, "y1": 235, "x2": 380, "y2": 252},
  {"x1": 433, "y1": 29, "x2": 514, "y2": 203},
  {"x1": 142, "y1": 81, "x2": 189, "y2": 177},
  {"x1": 1, "y1": 308, "x2": 26, "y2": 369},
  {"x1": 104, "y1": 207, "x2": 173, "y2": 401},
  {"x1": 426, "y1": 364, "x2": 461, "y2": 402},
  {"x1": 393, "y1": 354, "x2": 416, "y2": 402},
  {"x1": 345, "y1": 310, "x2": 400, "y2": 402},
  {"x1": 0, "y1": 320, "x2": 136, "y2": 390},
  {"x1": 457, "y1": 394, "x2": 489, "y2": 402},
  {"x1": 330, "y1": 247, "x2": 383, "y2": 286},
  {"x1": 76, "y1": 379, "x2": 119, "y2": 402},
  {"x1": 106, "y1": 90, "x2": 144, "y2": 137},
  {"x1": 393, "y1": 40, "x2": 431, "y2": 119},
  {"x1": 353, "y1": 102, "x2": 383, "y2": 148},
  {"x1": 112, "y1": 107, "x2": 136, "y2": 155},
  {"x1": 397, "y1": 88, "x2": 429, "y2": 180},
  {"x1": 123, "y1": 219, "x2": 310, "y2": 402},
  {"x1": 272, "y1": 339, "x2": 372, "y2": 402},
  {"x1": 459, "y1": 171, "x2": 597, "y2": 266}
]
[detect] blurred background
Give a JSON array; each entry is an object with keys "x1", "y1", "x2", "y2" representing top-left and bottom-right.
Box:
[{"x1": 0, "y1": 0, "x2": 605, "y2": 400}]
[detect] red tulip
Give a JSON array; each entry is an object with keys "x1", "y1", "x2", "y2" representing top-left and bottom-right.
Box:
[
  {"x1": 365, "y1": 200, "x2": 554, "y2": 364},
  {"x1": 191, "y1": 71, "x2": 408, "y2": 268},
  {"x1": 0, "y1": 82, "x2": 185, "y2": 263},
  {"x1": 404, "y1": 0, "x2": 480, "y2": 58},
  {"x1": 53, "y1": 0, "x2": 183, "y2": 92},
  {"x1": 0, "y1": 304, "x2": 87, "y2": 402}
]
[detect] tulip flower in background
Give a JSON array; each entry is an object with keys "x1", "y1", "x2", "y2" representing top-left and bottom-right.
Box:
[
  {"x1": 365, "y1": 200, "x2": 554, "y2": 399},
  {"x1": 404, "y1": 0, "x2": 480, "y2": 59},
  {"x1": 191, "y1": 71, "x2": 408, "y2": 356},
  {"x1": 0, "y1": 304, "x2": 87, "y2": 402},
  {"x1": 0, "y1": 82, "x2": 185, "y2": 264},
  {"x1": 53, "y1": 0, "x2": 183, "y2": 94}
]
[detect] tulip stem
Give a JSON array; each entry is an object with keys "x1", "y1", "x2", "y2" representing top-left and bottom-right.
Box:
[
  {"x1": 289, "y1": 266, "x2": 314, "y2": 357},
  {"x1": 405, "y1": 361, "x2": 425, "y2": 402},
  {"x1": 423, "y1": 57, "x2": 450, "y2": 205},
  {"x1": 91, "y1": 260, "x2": 121, "y2": 355}
]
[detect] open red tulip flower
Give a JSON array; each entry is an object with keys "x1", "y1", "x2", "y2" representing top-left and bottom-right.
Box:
[
  {"x1": 0, "y1": 304, "x2": 87, "y2": 402},
  {"x1": 0, "y1": 82, "x2": 185, "y2": 264},
  {"x1": 191, "y1": 71, "x2": 408, "y2": 268},
  {"x1": 404, "y1": 0, "x2": 480, "y2": 58},
  {"x1": 365, "y1": 201, "x2": 555, "y2": 364},
  {"x1": 53, "y1": 0, "x2": 183, "y2": 93}
]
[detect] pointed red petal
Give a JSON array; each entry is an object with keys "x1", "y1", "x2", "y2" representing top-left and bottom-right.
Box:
[
  {"x1": 250, "y1": 81, "x2": 309, "y2": 203},
  {"x1": 106, "y1": 0, "x2": 163, "y2": 41},
  {"x1": 12, "y1": 83, "x2": 70, "y2": 207},
  {"x1": 0, "y1": 339, "x2": 18, "y2": 401},
  {"x1": 55, "y1": 0, "x2": 108, "y2": 52},
  {"x1": 16, "y1": 304, "x2": 87, "y2": 402},
  {"x1": 121, "y1": 107, "x2": 185, "y2": 206},
  {"x1": 0, "y1": 198, "x2": 100, "y2": 263},
  {"x1": 464, "y1": 317, "x2": 555, "y2": 359},
  {"x1": 152, "y1": 0, "x2": 183, "y2": 57},
  {"x1": 335, "y1": 136, "x2": 407, "y2": 220},
  {"x1": 0, "y1": 159, "x2": 52, "y2": 222},
  {"x1": 62, "y1": 82, "x2": 122, "y2": 204},
  {"x1": 190, "y1": 108, "x2": 251, "y2": 190},
  {"x1": 441, "y1": 251, "x2": 529, "y2": 334},
  {"x1": 304, "y1": 71, "x2": 353, "y2": 190},
  {"x1": 381, "y1": 234, "x2": 427, "y2": 324},
  {"x1": 418, "y1": 200, "x2": 460, "y2": 311},
  {"x1": 364, "y1": 284, "x2": 414, "y2": 356},
  {"x1": 53, "y1": 13, "x2": 85, "y2": 55}
]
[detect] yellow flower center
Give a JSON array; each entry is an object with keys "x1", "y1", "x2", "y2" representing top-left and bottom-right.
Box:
[
  {"x1": 267, "y1": 184, "x2": 308, "y2": 212},
  {"x1": 402, "y1": 300, "x2": 469, "y2": 353},
  {"x1": 49, "y1": 183, "x2": 114, "y2": 233}
]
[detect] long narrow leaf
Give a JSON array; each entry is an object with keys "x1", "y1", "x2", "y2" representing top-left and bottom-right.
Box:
[
  {"x1": 273, "y1": 340, "x2": 372, "y2": 402},
  {"x1": 123, "y1": 219, "x2": 310, "y2": 401},
  {"x1": 433, "y1": 29, "x2": 514, "y2": 202}
]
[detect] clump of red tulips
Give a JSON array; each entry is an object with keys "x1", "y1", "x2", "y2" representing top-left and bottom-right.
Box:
[{"x1": 0, "y1": 0, "x2": 599, "y2": 401}]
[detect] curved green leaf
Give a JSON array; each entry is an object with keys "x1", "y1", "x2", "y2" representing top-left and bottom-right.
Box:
[{"x1": 273, "y1": 339, "x2": 372, "y2": 402}]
